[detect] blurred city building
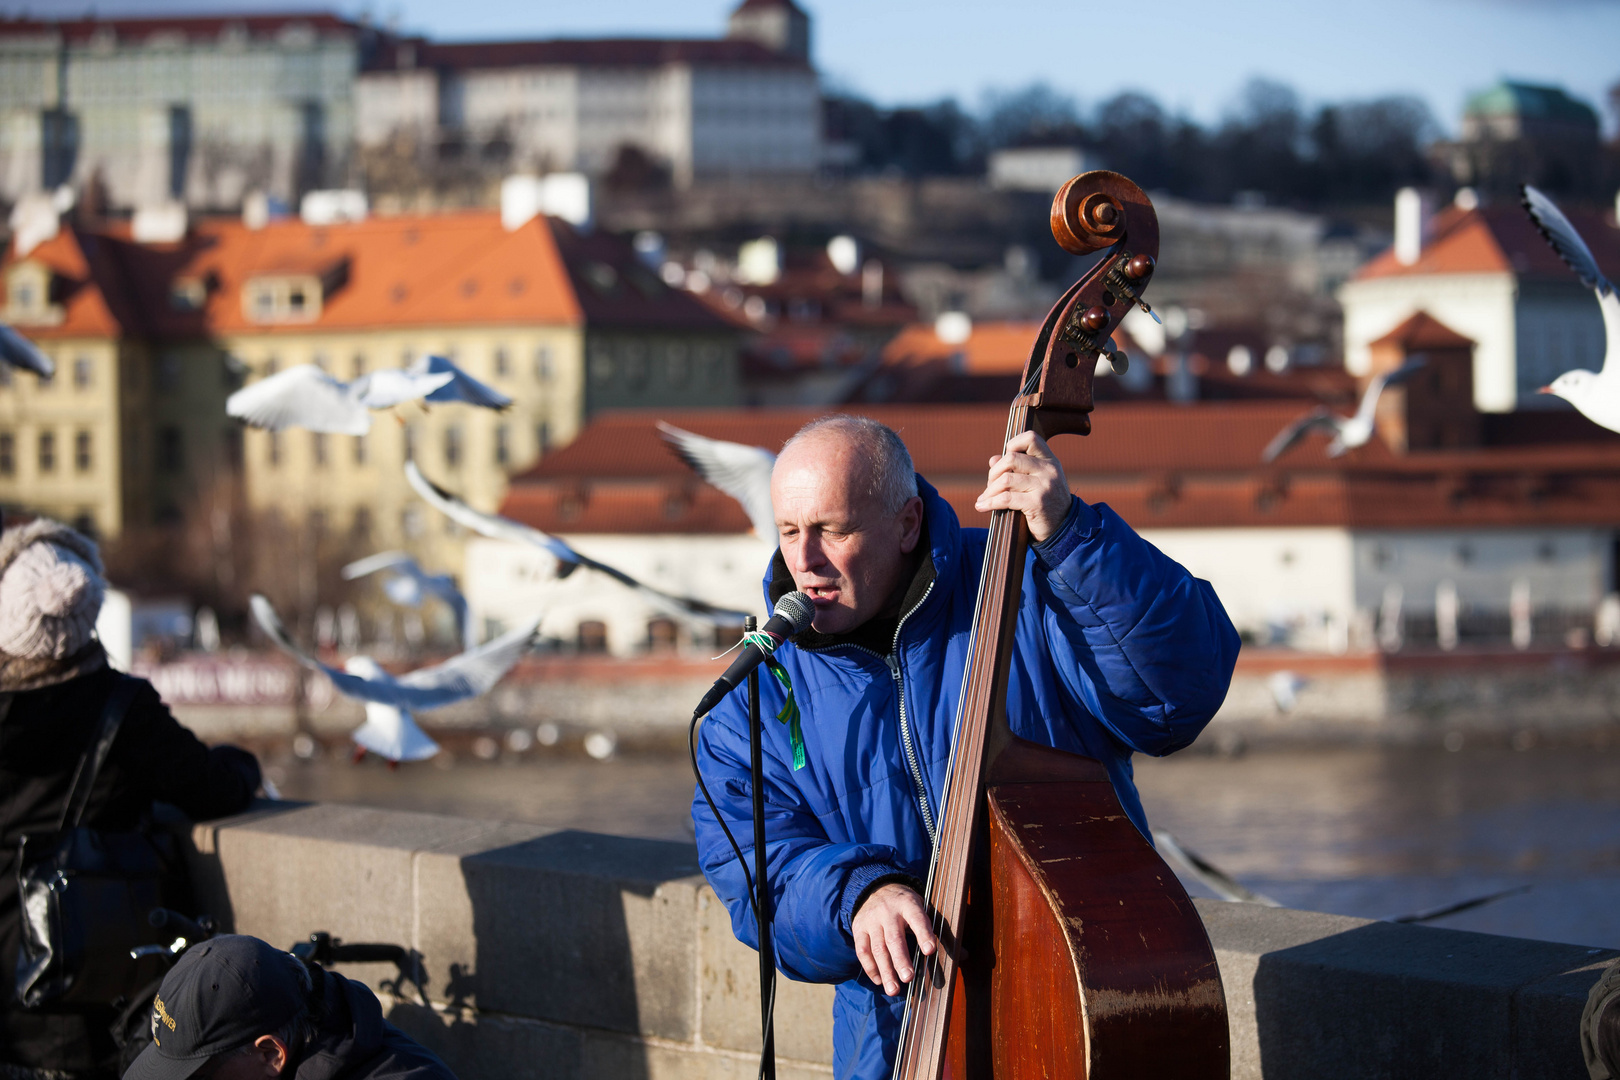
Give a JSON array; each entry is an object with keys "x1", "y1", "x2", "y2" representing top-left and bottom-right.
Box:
[
  {"x1": 1436, "y1": 80, "x2": 1608, "y2": 201},
  {"x1": 0, "y1": 13, "x2": 361, "y2": 211},
  {"x1": 478, "y1": 392, "x2": 1620, "y2": 656},
  {"x1": 356, "y1": 0, "x2": 819, "y2": 199},
  {"x1": 1339, "y1": 188, "x2": 1620, "y2": 413},
  {"x1": 0, "y1": 196, "x2": 740, "y2": 622}
]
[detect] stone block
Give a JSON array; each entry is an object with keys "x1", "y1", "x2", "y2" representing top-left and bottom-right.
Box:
[
  {"x1": 1197, "y1": 898, "x2": 1614, "y2": 1080},
  {"x1": 698, "y1": 885, "x2": 835, "y2": 1064},
  {"x1": 383, "y1": 1001, "x2": 584, "y2": 1080},
  {"x1": 208, "y1": 804, "x2": 498, "y2": 993},
  {"x1": 1514, "y1": 955, "x2": 1620, "y2": 1080},
  {"x1": 415, "y1": 828, "x2": 706, "y2": 1041}
]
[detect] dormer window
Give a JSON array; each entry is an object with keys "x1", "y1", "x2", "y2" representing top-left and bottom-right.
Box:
[
  {"x1": 171, "y1": 277, "x2": 207, "y2": 311},
  {"x1": 4, "y1": 263, "x2": 62, "y2": 326},
  {"x1": 242, "y1": 257, "x2": 346, "y2": 325}
]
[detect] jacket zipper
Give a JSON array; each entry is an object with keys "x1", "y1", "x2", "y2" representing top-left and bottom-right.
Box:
[{"x1": 808, "y1": 579, "x2": 939, "y2": 845}]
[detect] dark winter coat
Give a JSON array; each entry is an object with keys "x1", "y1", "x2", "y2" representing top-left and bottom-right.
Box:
[
  {"x1": 291, "y1": 967, "x2": 456, "y2": 1080},
  {"x1": 0, "y1": 655, "x2": 260, "y2": 1076}
]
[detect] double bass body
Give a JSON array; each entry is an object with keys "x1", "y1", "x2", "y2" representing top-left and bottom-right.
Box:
[{"x1": 894, "y1": 172, "x2": 1231, "y2": 1080}]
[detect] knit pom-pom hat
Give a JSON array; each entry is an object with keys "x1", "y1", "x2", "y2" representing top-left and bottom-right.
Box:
[{"x1": 0, "y1": 518, "x2": 106, "y2": 661}]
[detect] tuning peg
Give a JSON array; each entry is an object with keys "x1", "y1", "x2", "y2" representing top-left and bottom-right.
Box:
[
  {"x1": 1126, "y1": 254, "x2": 1156, "y2": 279},
  {"x1": 1107, "y1": 350, "x2": 1130, "y2": 374},
  {"x1": 1080, "y1": 306, "x2": 1109, "y2": 333},
  {"x1": 1139, "y1": 301, "x2": 1161, "y2": 324}
]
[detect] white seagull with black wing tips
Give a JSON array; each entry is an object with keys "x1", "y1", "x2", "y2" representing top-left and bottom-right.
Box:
[
  {"x1": 1521, "y1": 184, "x2": 1620, "y2": 432},
  {"x1": 404, "y1": 462, "x2": 749, "y2": 627},
  {"x1": 226, "y1": 364, "x2": 454, "y2": 435},
  {"x1": 341, "y1": 550, "x2": 475, "y2": 647},
  {"x1": 251, "y1": 594, "x2": 540, "y2": 763},
  {"x1": 1261, "y1": 358, "x2": 1427, "y2": 463},
  {"x1": 409, "y1": 354, "x2": 514, "y2": 410},
  {"x1": 0, "y1": 322, "x2": 55, "y2": 378},
  {"x1": 655, "y1": 421, "x2": 777, "y2": 540}
]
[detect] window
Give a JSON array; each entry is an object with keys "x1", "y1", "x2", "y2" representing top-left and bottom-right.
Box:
[
  {"x1": 444, "y1": 425, "x2": 462, "y2": 468},
  {"x1": 403, "y1": 424, "x2": 416, "y2": 463},
  {"x1": 312, "y1": 352, "x2": 329, "y2": 372},
  {"x1": 353, "y1": 433, "x2": 367, "y2": 465},
  {"x1": 401, "y1": 506, "x2": 423, "y2": 538},
  {"x1": 312, "y1": 432, "x2": 328, "y2": 467},
  {"x1": 0, "y1": 365, "x2": 12, "y2": 387},
  {"x1": 535, "y1": 345, "x2": 552, "y2": 381},
  {"x1": 37, "y1": 364, "x2": 53, "y2": 390},
  {"x1": 38, "y1": 431, "x2": 55, "y2": 472},
  {"x1": 351, "y1": 506, "x2": 371, "y2": 538},
  {"x1": 73, "y1": 356, "x2": 91, "y2": 389},
  {"x1": 155, "y1": 354, "x2": 181, "y2": 391},
  {"x1": 577, "y1": 620, "x2": 608, "y2": 654},
  {"x1": 268, "y1": 431, "x2": 281, "y2": 467},
  {"x1": 265, "y1": 356, "x2": 279, "y2": 377},
  {"x1": 494, "y1": 347, "x2": 511, "y2": 377},
  {"x1": 74, "y1": 430, "x2": 90, "y2": 472},
  {"x1": 647, "y1": 617, "x2": 678, "y2": 653},
  {"x1": 158, "y1": 426, "x2": 182, "y2": 473},
  {"x1": 0, "y1": 432, "x2": 13, "y2": 475},
  {"x1": 308, "y1": 510, "x2": 327, "y2": 538},
  {"x1": 494, "y1": 423, "x2": 510, "y2": 466},
  {"x1": 351, "y1": 353, "x2": 365, "y2": 378}
]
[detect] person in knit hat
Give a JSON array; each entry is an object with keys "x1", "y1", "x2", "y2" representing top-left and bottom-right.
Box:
[{"x1": 0, "y1": 519, "x2": 263, "y2": 1080}]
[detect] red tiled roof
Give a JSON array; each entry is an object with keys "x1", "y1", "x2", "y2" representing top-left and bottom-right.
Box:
[
  {"x1": 371, "y1": 36, "x2": 810, "y2": 72},
  {"x1": 1354, "y1": 204, "x2": 1620, "y2": 284},
  {"x1": 0, "y1": 13, "x2": 356, "y2": 43},
  {"x1": 881, "y1": 321, "x2": 1041, "y2": 374},
  {"x1": 3, "y1": 212, "x2": 737, "y2": 340},
  {"x1": 501, "y1": 404, "x2": 1620, "y2": 534},
  {"x1": 2, "y1": 230, "x2": 130, "y2": 338},
  {"x1": 1369, "y1": 310, "x2": 1474, "y2": 351}
]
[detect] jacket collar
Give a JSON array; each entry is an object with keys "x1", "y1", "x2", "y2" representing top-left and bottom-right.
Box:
[{"x1": 764, "y1": 474, "x2": 961, "y2": 652}]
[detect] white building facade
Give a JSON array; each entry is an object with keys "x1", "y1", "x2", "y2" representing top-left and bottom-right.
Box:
[
  {"x1": 356, "y1": 1, "x2": 820, "y2": 188},
  {"x1": 0, "y1": 14, "x2": 359, "y2": 210}
]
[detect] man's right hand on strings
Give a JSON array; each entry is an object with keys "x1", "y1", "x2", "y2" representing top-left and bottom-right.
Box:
[{"x1": 851, "y1": 883, "x2": 939, "y2": 996}]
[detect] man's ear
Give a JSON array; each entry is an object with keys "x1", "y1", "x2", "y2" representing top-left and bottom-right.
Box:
[
  {"x1": 253, "y1": 1035, "x2": 289, "y2": 1077},
  {"x1": 897, "y1": 496, "x2": 924, "y2": 554}
]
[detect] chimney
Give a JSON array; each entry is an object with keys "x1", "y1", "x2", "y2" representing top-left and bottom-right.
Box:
[{"x1": 1394, "y1": 187, "x2": 1430, "y2": 266}]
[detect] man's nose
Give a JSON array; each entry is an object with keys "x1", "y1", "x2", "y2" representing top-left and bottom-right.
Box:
[{"x1": 791, "y1": 534, "x2": 827, "y2": 573}]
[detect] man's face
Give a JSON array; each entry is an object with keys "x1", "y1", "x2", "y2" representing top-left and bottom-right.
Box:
[{"x1": 771, "y1": 433, "x2": 922, "y2": 636}]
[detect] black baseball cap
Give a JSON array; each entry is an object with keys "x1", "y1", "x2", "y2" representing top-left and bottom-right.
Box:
[{"x1": 125, "y1": 935, "x2": 306, "y2": 1080}]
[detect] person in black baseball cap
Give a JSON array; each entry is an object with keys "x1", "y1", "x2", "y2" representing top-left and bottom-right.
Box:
[{"x1": 123, "y1": 935, "x2": 456, "y2": 1080}]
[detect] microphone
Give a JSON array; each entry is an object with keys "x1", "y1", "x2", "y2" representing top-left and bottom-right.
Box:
[{"x1": 694, "y1": 591, "x2": 815, "y2": 719}]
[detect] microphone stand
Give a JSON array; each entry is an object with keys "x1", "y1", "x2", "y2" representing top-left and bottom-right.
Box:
[{"x1": 745, "y1": 615, "x2": 778, "y2": 1079}]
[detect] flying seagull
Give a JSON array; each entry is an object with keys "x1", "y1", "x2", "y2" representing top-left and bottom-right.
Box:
[
  {"x1": 0, "y1": 323, "x2": 55, "y2": 378},
  {"x1": 1261, "y1": 359, "x2": 1427, "y2": 463},
  {"x1": 251, "y1": 594, "x2": 539, "y2": 762},
  {"x1": 411, "y1": 354, "x2": 513, "y2": 410},
  {"x1": 404, "y1": 461, "x2": 748, "y2": 627},
  {"x1": 656, "y1": 421, "x2": 777, "y2": 541},
  {"x1": 1521, "y1": 184, "x2": 1620, "y2": 432},
  {"x1": 342, "y1": 550, "x2": 474, "y2": 647},
  {"x1": 227, "y1": 364, "x2": 454, "y2": 435}
]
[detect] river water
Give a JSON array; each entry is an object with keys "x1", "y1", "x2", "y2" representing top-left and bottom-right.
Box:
[{"x1": 269, "y1": 741, "x2": 1620, "y2": 950}]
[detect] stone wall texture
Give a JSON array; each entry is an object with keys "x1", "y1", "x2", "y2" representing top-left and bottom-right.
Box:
[{"x1": 184, "y1": 802, "x2": 1616, "y2": 1079}]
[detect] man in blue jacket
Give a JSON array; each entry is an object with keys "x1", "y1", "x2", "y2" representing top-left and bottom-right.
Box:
[{"x1": 692, "y1": 414, "x2": 1239, "y2": 1079}]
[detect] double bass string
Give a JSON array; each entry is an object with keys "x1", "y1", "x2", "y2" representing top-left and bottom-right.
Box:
[{"x1": 893, "y1": 368, "x2": 1043, "y2": 1072}]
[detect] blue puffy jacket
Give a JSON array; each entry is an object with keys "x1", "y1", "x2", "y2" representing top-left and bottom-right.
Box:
[{"x1": 692, "y1": 476, "x2": 1239, "y2": 1079}]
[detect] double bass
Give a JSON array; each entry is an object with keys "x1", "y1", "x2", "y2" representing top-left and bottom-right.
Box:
[{"x1": 890, "y1": 171, "x2": 1229, "y2": 1079}]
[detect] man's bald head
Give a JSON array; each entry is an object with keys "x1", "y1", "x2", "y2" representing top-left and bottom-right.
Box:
[
  {"x1": 771, "y1": 416, "x2": 923, "y2": 635},
  {"x1": 775, "y1": 416, "x2": 918, "y2": 515}
]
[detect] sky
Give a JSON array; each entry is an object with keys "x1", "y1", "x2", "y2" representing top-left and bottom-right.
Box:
[{"x1": 13, "y1": 0, "x2": 1620, "y2": 135}]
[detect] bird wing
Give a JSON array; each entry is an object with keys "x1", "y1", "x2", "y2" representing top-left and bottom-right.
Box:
[
  {"x1": 1261, "y1": 408, "x2": 1339, "y2": 462},
  {"x1": 393, "y1": 615, "x2": 541, "y2": 706},
  {"x1": 341, "y1": 550, "x2": 419, "y2": 581},
  {"x1": 1354, "y1": 358, "x2": 1427, "y2": 426},
  {"x1": 0, "y1": 324, "x2": 55, "y2": 377},
  {"x1": 410, "y1": 354, "x2": 514, "y2": 409},
  {"x1": 406, "y1": 461, "x2": 577, "y2": 558},
  {"x1": 227, "y1": 365, "x2": 371, "y2": 435},
  {"x1": 1522, "y1": 185, "x2": 1614, "y2": 297},
  {"x1": 656, "y1": 421, "x2": 778, "y2": 540},
  {"x1": 1599, "y1": 290, "x2": 1620, "y2": 380},
  {"x1": 405, "y1": 462, "x2": 750, "y2": 626},
  {"x1": 355, "y1": 368, "x2": 455, "y2": 410},
  {"x1": 250, "y1": 594, "x2": 412, "y2": 705}
]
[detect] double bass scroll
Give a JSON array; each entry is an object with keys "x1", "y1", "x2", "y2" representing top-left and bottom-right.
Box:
[{"x1": 889, "y1": 170, "x2": 1229, "y2": 1080}]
